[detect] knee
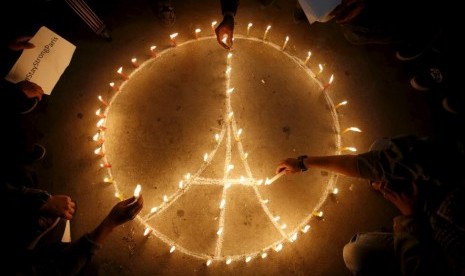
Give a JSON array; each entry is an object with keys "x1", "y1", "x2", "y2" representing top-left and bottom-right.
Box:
[{"x1": 342, "y1": 234, "x2": 369, "y2": 274}]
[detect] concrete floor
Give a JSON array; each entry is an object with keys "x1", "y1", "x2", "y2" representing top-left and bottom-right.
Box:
[{"x1": 16, "y1": 0, "x2": 459, "y2": 275}]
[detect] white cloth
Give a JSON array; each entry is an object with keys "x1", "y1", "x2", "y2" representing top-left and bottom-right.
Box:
[{"x1": 298, "y1": 0, "x2": 341, "y2": 23}]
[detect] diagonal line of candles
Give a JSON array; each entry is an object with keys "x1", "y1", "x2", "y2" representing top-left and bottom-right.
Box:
[{"x1": 92, "y1": 21, "x2": 362, "y2": 266}]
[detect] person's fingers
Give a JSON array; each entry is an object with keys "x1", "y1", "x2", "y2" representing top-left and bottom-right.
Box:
[
  {"x1": 16, "y1": 36, "x2": 33, "y2": 42},
  {"x1": 63, "y1": 212, "x2": 73, "y2": 220},
  {"x1": 226, "y1": 33, "x2": 233, "y2": 48},
  {"x1": 21, "y1": 42, "x2": 35, "y2": 49},
  {"x1": 122, "y1": 196, "x2": 137, "y2": 205},
  {"x1": 276, "y1": 164, "x2": 286, "y2": 174}
]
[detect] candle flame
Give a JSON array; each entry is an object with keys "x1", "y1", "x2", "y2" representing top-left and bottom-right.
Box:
[
  {"x1": 226, "y1": 258, "x2": 232, "y2": 265},
  {"x1": 179, "y1": 180, "x2": 184, "y2": 189},
  {"x1": 150, "y1": 45, "x2": 156, "y2": 51},
  {"x1": 318, "y1": 64, "x2": 323, "y2": 73},
  {"x1": 163, "y1": 195, "x2": 168, "y2": 202},
  {"x1": 261, "y1": 252, "x2": 268, "y2": 259},
  {"x1": 150, "y1": 207, "x2": 158, "y2": 213},
  {"x1": 343, "y1": 127, "x2": 362, "y2": 133},
  {"x1": 285, "y1": 36, "x2": 289, "y2": 42},
  {"x1": 265, "y1": 178, "x2": 271, "y2": 185},
  {"x1": 170, "y1": 33, "x2": 178, "y2": 39},
  {"x1": 248, "y1": 23, "x2": 253, "y2": 28},
  {"x1": 227, "y1": 52, "x2": 232, "y2": 59},
  {"x1": 242, "y1": 152, "x2": 248, "y2": 159},
  {"x1": 170, "y1": 246, "x2": 176, "y2": 253},
  {"x1": 239, "y1": 176, "x2": 245, "y2": 183},
  {"x1": 245, "y1": 256, "x2": 252, "y2": 263},
  {"x1": 95, "y1": 109, "x2": 102, "y2": 116},
  {"x1": 290, "y1": 232, "x2": 298, "y2": 242},
  {"x1": 104, "y1": 177, "x2": 112, "y2": 183},
  {"x1": 257, "y1": 179, "x2": 264, "y2": 185},
  {"x1": 226, "y1": 164, "x2": 234, "y2": 172},
  {"x1": 302, "y1": 224, "x2": 311, "y2": 233},
  {"x1": 211, "y1": 21, "x2": 217, "y2": 27},
  {"x1": 228, "y1": 111, "x2": 234, "y2": 120},
  {"x1": 96, "y1": 118, "x2": 105, "y2": 128},
  {"x1": 329, "y1": 74, "x2": 334, "y2": 84},
  {"x1": 281, "y1": 224, "x2": 287, "y2": 229},
  {"x1": 313, "y1": 211, "x2": 324, "y2": 217},
  {"x1": 275, "y1": 243, "x2": 283, "y2": 252},
  {"x1": 342, "y1": 147, "x2": 357, "y2": 152},
  {"x1": 215, "y1": 133, "x2": 220, "y2": 142},
  {"x1": 266, "y1": 25, "x2": 271, "y2": 31},
  {"x1": 307, "y1": 51, "x2": 312, "y2": 58},
  {"x1": 220, "y1": 199, "x2": 225, "y2": 209},
  {"x1": 206, "y1": 260, "x2": 212, "y2": 266},
  {"x1": 332, "y1": 187, "x2": 339, "y2": 194},
  {"x1": 227, "y1": 88, "x2": 235, "y2": 94},
  {"x1": 94, "y1": 147, "x2": 102, "y2": 155},
  {"x1": 117, "y1": 67, "x2": 123, "y2": 74},
  {"x1": 262, "y1": 199, "x2": 269, "y2": 204},
  {"x1": 237, "y1": 128, "x2": 243, "y2": 137},
  {"x1": 217, "y1": 227, "x2": 223, "y2": 236},
  {"x1": 203, "y1": 153, "x2": 209, "y2": 162},
  {"x1": 109, "y1": 82, "x2": 115, "y2": 87},
  {"x1": 134, "y1": 184, "x2": 142, "y2": 198},
  {"x1": 335, "y1": 100, "x2": 348, "y2": 109},
  {"x1": 195, "y1": 28, "x2": 201, "y2": 33},
  {"x1": 273, "y1": 216, "x2": 280, "y2": 221},
  {"x1": 131, "y1": 58, "x2": 137, "y2": 63},
  {"x1": 143, "y1": 227, "x2": 152, "y2": 236}
]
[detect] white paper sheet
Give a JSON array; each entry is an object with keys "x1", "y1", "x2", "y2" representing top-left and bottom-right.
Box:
[{"x1": 5, "y1": 26, "x2": 76, "y2": 95}]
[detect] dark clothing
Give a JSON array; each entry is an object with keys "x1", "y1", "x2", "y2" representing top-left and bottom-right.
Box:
[
  {"x1": 1, "y1": 167, "x2": 102, "y2": 276},
  {"x1": 353, "y1": 135, "x2": 465, "y2": 275},
  {"x1": 220, "y1": 0, "x2": 239, "y2": 15}
]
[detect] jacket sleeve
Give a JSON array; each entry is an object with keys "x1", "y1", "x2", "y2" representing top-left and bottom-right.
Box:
[{"x1": 220, "y1": 0, "x2": 239, "y2": 16}]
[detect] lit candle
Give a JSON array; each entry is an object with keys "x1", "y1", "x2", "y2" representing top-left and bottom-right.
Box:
[
  {"x1": 211, "y1": 21, "x2": 217, "y2": 33},
  {"x1": 256, "y1": 179, "x2": 264, "y2": 185},
  {"x1": 184, "y1": 173, "x2": 191, "y2": 180},
  {"x1": 332, "y1": 187, "x2": 339, "y2": 195},
  {"x1": 242, "y1": 152, "x2": 248, "y2": 160},
  {"x1": 225, "y1": 66, "x2": 232, "y2": 76},
  {"x1": 103, "y1": 177, "x2": 113, "y2": 183},
  {"x1": 170, "y1": 245, "x2": 176, "y2": 253},
  {"x1": 226, "y1": 164, "x2": 234, "y2": 173},
  {"x1": 219, "y1": 199, "x2": 225, "y2": 209},
  {"x1": 100, "y1": 163, "x2": 112, "y2": 168},
  {"x1": 150, "y1": 45, "x2": 157, "y2": 57},
  {"x1": 117, "y1": 67, "x2": 128, "y2": 80},
  {"x1": 98, "y1": 95, "x2": 108, "y2": 106},
  {"x1": 114, "y1": 192, "x2": 123, "y2": 200},
  {"x1": 109, "y1": 82, "x2": 118, "y2": 91},
  {"x1": 245, "y1": 256, "x2": 252, "y2": 263},
  {"x1": 304, "y1": 51, "x2": 312, "y2": 65},
  {"x1": 131, "y1": 57, "x2": 139, "y2": 68},
  {"x1": 261, "y1": 198, "x2": 269, "y2": 204},
  {"x1": 95, "y1": 109, "x2": 105, "y2": 118},
  {"x1": 275, "y1": 243, "x2": 283, "y2": 252},
  {"x1": 215, "y1": 133, "x2": 220, "y2": 142},
  {"x1": 93, "y1": 132, "x2": 103, "y2": 143},
  {"x1": 263, "y1": 25, "x2": 271, "y2": 40},
  {"x1": 170, "y1": 33, "x2": 178, "y2": 47},
  {"x1": 227, "y1": 52, "x2": 232, "y2": 65},
  {"x1": 206, "y1": 260, "x2": 212, "y2": 266},
  {"x1": 302, "y1": 224, "x2": 311, "y2": 233},
  {"x1": 341, "y1": 147, "x2": 357, "y2": 152},
  {"x1": 227, "y1": 111, "x2": 234, "y2": 121},
  {"x1": 282, "y1": 36, "x2": 289, "y2": 50},
  {"x1": 261, "y1": 252, "x2": 268, "y2": 259},
  {"x1": 239, "y1": 176, "x2": 245, "y2": 183},
  {"x1": 273, "y1": 216, "x2": 280, "y2": 221},
  {"x1": 236, "y1": 128, "x2": 243, "y2": 140},
  {"x1": 94, "y1": 146, "x2": 104, "y2": 156},
  {"x1": 163, "y1": 195, "x2": 169, "y2": 202},
  {"x1": 247, "y1": 23, "x2": 253, "y2": 36},
  {"x1": 150, "y1": 207, "x2": 158, "y2": 213},
  {"x1": 281, "y1": 224, "x2": 287, "y2": 229},
  {"x1": 143, "y1": 227, "x2": 152, "y2": 236},
  {"x1": 217, "y1": 227, "x2": 223, "y2": 236},
  {"x1": 227, "y1": 87, "x2": 234, "y2": 94},
  {"x1": 318, "y1": 64, "x2": 324, "y2": 74},
  {"x1": 226, "y1": 258, "x2": 232, "y2": 265},
  {"x1": 335, "y1": 100, "x2": 348, "y2": 109},
  {"x1": 323, "y1": 74, "x2": 334, "y2": 91},
  {"x1": 96, "y1": 118, "x2": 106, "y2": 130},
  {"x1": 265, "y1": 170, "x2": 286, "y2": 185},
  {"x1": 312, "y1": 210, "x2": 324, "y2": 218},
  {"x1": 290, "y1": 232, "x2": 298, "y2": 242},
  {"x1": 179, "y1": 180, "x2": 184, "y2": 189},
  {"x1": 195, "y1": 28, "x2": 201, "y2": 39},
  {"x1": 221, "y1": 34, "x2": 228, "y2": 45},
  {"x1": 203, "y1": 153, "x2": 209, "y2": 162},
  {"x1": 342, "y1": 127, "x2": 362, "y2": 134},
  {"x1": 134, "y1": 184, "x2": 142, "y2": 198}
]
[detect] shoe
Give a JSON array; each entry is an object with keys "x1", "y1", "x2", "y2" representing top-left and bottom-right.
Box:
[
  {"x1": 293, "y1": 7, "x2": 307, "y2": 23},
  {"x1": 396, "y1": 44, "x2": 427, "y2": 61},
  {"x1": 157, "y1": 3, "x2": 176, "y2": 27},
  {"x1": 410, "y1": 68, "x2": 443, "y2": 91},
  {"x1": 27, "y1": 143, "x2": 46, "y2": 163},
  {"x1": 442, "y1": 97, "x2": 459, "y2": 114},
  {"x1": 20, "y1": 98, "x2": 38, "y2": 114}
]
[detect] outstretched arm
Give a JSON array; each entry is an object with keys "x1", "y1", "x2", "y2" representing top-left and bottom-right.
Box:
[{"x1": 277, "y1": 154, "x2": 361, "y2": 178}]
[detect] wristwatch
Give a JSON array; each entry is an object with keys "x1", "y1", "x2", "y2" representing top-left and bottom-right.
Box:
[{"x1": 297, "y1": 155, "x2": 308, "y2": 171}]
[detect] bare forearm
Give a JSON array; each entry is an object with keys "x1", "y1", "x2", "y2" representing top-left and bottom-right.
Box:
[
  {"x1": 304, "y1": 155, "x2": 360, "y2": 177},
  {"x1": 88, "y1": 218, "x2": 115, "y2": 245}
]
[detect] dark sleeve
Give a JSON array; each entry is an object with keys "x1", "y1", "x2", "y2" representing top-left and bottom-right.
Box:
[
  {"x1": 1, "y1": 182, "x2": 50, "y2": 217},
  {"x1": 221, "y1": 0, "x2": 239, "y2": 16},
  {"x1": 0, "y1": 79, "x2": 32, "y2": 115}
]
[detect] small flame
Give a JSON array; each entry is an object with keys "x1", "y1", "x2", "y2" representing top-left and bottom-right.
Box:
[{"x1": 134, "y1": 184, "x2": 141, "y2": 198}]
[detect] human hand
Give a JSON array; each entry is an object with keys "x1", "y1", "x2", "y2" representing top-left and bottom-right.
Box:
[
  {"x1": 8, "y1": 36, "x2": 35, "y2": 51},
  {"x1": 16, "y1": 80, "x2": 44, "y2": 101},
  {"x1": 276, "y1": 158, "x2": 302, "y2": 174},
  {"x1": 104, "y1": 196, "x2": 143, "y2": 229},
  {"x1": 40, "y1": 195, "x2": 76, "y2": 220},
  {"x1": 215, "y1": 14, "x2": 234, "y2": 50},
  {"x1": 330, "y1": 0, "x2": 364, "y2": 24},
  {"x1": 382, "y1": 182, "x2": 421, "y2": 216}
]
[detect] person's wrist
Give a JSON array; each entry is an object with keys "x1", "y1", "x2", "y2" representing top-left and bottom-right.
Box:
[
  {"x1": 223, "y1": 12, "x2": 235, "y2": 18},
  {"x1": 297, "y1": 155, "x2": 308, "y2": 171}
]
